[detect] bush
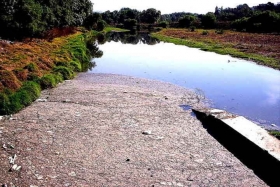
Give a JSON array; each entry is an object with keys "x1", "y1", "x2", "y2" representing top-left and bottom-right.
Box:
[
  {"x1": 215, "y1": 29, "x2": 224, "y2": 34},
  {"x1": 40, "y1": 74, "x2": 57, "y2": 89},
  {"x1": 70, "y1": 60, "x2": 82, "y2": 71},
  {"x1": 0, "y1": 92, "x2": 9, "y2": 114},
  {"x1": 97, "y1": 20, "x2": 106, "y2": 31},
  {"x1": 21, "y1": 81, "x2": 41, "y2": 101},
  {"x1": 0, "y1": 81, "x2": 41, "y2": 114},
  {"x1": 24, "y1": 63, "x2": 38, "y2": 72},
  {"x1": 189, "y1": 26, "x2": 196, "y2": 32},
  {"x1": 123, "y1": 19, "x2": 137, "y2": 30},
  {"x1": 53, "y1": 66, "x2": 74, "y2": 80},
  {"x1": 202, "y1": 30, "x2": 209, "y2": 35},
  {"x1": 0, "y1": 70, "x2": 21, "y2": 90},
  {"x1": 159, "y1": 21, "x2": 168, "y2": 28}
]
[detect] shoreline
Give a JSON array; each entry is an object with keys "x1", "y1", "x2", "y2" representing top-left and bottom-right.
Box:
[{"x1": 0, "y1": 73, "x2": 268, "y2": 186}]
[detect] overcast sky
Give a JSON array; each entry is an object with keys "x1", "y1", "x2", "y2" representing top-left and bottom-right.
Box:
[{"x1": 91, "y1": 0, "x2": 279, "y2": 14}]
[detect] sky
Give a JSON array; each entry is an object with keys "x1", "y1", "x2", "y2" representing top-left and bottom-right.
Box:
[{"x1": 91, "y1": 0, "x2": 279, "y2": 14}]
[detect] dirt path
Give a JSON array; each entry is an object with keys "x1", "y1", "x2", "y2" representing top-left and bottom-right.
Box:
[{"x1": 0, "y1": 73, "x2": 266, "y2": 186}]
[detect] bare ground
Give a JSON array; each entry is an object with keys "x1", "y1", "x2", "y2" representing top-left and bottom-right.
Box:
[{"x1": 0, "y1": 73, "x2": 267, "y2": 186}]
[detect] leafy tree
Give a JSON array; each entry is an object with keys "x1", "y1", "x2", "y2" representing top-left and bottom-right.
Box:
[
  {"x1": 123, "y1": 19, "x2": 137, "y2": 30},
  {"x1": 83, "y1": 13, "x2": 101, "y2": 30},
  {"x1": 0, "y1": 0, "x2": 93, "y2": 39},
  {"x1": 140, "y1": 8, "x2": 161, "y2": 24},
  {"x1": 201, "y1": 12, "x2": 216, "y2": 28},
  {"x1": 178, "y1": 15, "x2": 196, "y2": 28}
]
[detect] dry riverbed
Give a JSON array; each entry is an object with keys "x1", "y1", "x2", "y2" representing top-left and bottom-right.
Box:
[{"x1": 0, "y1": 73, "x2": 266, "y2": 186}]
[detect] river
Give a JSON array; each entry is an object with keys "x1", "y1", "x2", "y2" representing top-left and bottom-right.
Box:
[{"x1": 89, "y1": 32, "x2": 280, "y2": 128}]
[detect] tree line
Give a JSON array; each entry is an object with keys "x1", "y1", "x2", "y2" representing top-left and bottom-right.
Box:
[
  {"x1": 161, "y1": 2, "x2": 280, "y2": 32},
  {"x1": 0, "y1": 0, "x2": 93, "y2": 39}
]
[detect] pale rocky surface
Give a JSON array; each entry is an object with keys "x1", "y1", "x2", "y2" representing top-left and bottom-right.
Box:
[{"x1": 0, "y1": 73, "x2": 267, "y2": 186}]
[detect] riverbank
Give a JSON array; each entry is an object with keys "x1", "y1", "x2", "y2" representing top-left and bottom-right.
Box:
[
  {"x1": 0, "y1": 27, "x2": 110, "y2": 115},
  {"x1": 0, "y1": 73, "x2": 267, "y2": 186},
  {"x1": 152, "y1": 29, "x2": 280, "y2": 70}
]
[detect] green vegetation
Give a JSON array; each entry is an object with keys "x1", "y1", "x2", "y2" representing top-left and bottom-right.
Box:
[
  {"x1": 0, "y1": 30, "x2": 104, "y2": 115},
  {"x1": 151, "y1": 32, "x2": 278, "y2": 69},
  {"x1": 269, "y1": 131, "x2": 280, "y2": 140},
  {"x1": 0, "y1": 81, "x2": 41, "y2": 114},
  {"x1": 103, "y1": 27, "x2": 130, "y2": 33},
  {"x1": 0, "y1": 0, "x2": 93, "y2": 39}
]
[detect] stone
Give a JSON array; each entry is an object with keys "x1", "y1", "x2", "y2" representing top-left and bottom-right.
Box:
[
  {"x1": 36, "y1": 99, "x2": 48, "y2": 102},
  {"x1": 142, "y1": 131, "x2": 152, "y2": 135},
  {"x1": 36, "y1": 175, "x2": 44, "y2": 180},
  {"x1": 68, "y1": 171, "x2": 76, "y2": 177},
  {"x1": 9, "y1": 154, "x2": 17, "y2": 164}
]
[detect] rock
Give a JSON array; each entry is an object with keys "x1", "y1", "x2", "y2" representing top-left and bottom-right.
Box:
[
  {"x1": 16, "y1": 165, "x2": 22, "y2": 171},
  {"x1": 12, "y1": 164, "x2": 18, "y2": 170},
  {"x1": 30, "y1": 185, "x2": 39, "y2": 187},
  {"x1": 36, "y1": 99, "x2": 48, "y2": 102},
  {"x1": 9, "y1": 154, "x2": 17, "y2": 164},
  {"x1": 63, "y1": 99, "x2": 71, "y2": 103},
  {"x1": 8, "y1": 143, "x2": 15, "y2": 149},
  {"x1": 2, "y1": 144, "x2": 7, "y2": 150},
  {"x1": 36, "y1": 175, "x2": 44, "y2": 180},
  {"x1": 68, "y1": 171, "x2": 76, "y2": 177},
  {"x1": 2, "y1": 184, "x2": 8, "y2": 187},
  {"x1": 142, "y1": 131, "x2": 152, "y2": 135},
  {"x1": 0, "y1": 116, "x2": 3, "y2": 120}
]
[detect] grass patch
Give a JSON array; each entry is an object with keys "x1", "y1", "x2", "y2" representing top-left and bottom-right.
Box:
[
  {"x1": 103, "y1": 27, "x2": 130, "y2": 33},
  {"x1": 0, "y1": 30, "x2": 100, "y2": 114},
  {"x1": 269, "y1": 131, "x2": 280, "y2": 140},
  {"x1": 0, "y1": 81, "x2": 41, "y2": 115}
]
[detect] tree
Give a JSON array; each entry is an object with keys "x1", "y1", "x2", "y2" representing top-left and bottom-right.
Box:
[
  {"x1": 123, "y1": 19, "x2": 137, "y2": 30},
  {"x1": 140, "y1": 8, "x2": 161, "y2": 24},
  {"x1": 83, "y1": 13, "x2": 101, "y2": 30},
  {"x1": 201, "y1": 12, "x2": 216, "y2": 28},
  {"x1": 178, "y1": 15, "x2": 196, "y2": 28}
]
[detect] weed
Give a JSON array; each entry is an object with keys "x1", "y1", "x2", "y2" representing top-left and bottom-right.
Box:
[
  {"x1": 269, "y1": 131, "x2": 280, "y2": 140},
  {"x1": 53, "y1": 66, "x2": 74, "y2": 80},
  {"x1": 40, "y1": 74, "x2": 57, "y2": 89},
  {"x1": 202, "y1": 30, "x2": 209, "y2": 35}
]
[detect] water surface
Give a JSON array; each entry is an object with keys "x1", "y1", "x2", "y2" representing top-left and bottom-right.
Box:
[{"x1": 89, "y1": 33, "x2": 280, "y2": 128}]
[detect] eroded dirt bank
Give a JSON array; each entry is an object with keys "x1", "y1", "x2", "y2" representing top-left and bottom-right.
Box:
[{"x1": 0, "y1": 73, "x2": 266, "y2": 186}]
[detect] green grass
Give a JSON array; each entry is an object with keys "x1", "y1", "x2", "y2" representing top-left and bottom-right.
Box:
[
  {"x1": 151, "y1": 33, "x2": 279, "y2": 69},
  {"x1": 103, "y1": 27, "x2": 130, "y2": 33},
  {"x1": 269, "y1": 131, "x2": 280, "y2": 140},
  {"x1": 0, "y1": 32, "x2": 95, "y2": 115}
]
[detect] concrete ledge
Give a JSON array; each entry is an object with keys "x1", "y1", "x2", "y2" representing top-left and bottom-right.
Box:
[{"x1": 193, "y1": 108, "x2": 280, "y2": 187}]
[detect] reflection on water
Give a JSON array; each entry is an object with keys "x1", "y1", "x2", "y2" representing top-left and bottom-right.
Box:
[
  {"x1": 99, "y1": 32, "x2": 160, "y2": 45},
  {"x1": 90, "y1": 32, "x2": 280, "y2": 128}
]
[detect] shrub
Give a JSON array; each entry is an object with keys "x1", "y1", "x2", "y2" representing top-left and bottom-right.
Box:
[
  {"x1": 0, "y1": 81, "x2": 41, "y2": 114},
  {"x1": 24, "y1": 63, "x2": 38, "y2": 72},
  {"x1": 70, "y1": 60, "x2": 82, "y2": 71},
  {"x1": 13, "y1": 68, "x2": 28, "y2": 81},
  {"x1": 0, "y1": 92, "x2": 9, "y2": 115},
  {"x1": 40, "y1": 74, "x2": 56, "y2": 89},
  {"x1": 189, "y1": 26, "x2": 196, "y2": 32},
  {"x1": 21, "y1": 81, "x2": 41, "y2": 101},
  {"x1": 53, "y1": 66, "x2": 74, "y2": 80},
  {"x1": 215, "y1": 29, "x2": 224, "y2": 34},
  {"x1": 0, "y1": 70, "x2": 21, "y2": 91},
  {"x1": 97, "y1": 20, "x2": 106, "y2": 31},
  {"x1": 202, "y1": 30, "x2": 209, "y2": 35},
  {"x1": 159, "y1": 21, "x2": 168, "y2": 28}
]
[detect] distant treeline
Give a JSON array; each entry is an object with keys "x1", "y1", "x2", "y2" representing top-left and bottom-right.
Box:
[
  {"x1": 99, "y1": 2, "x2": 280, "y2": 33},
  {"x1": 0, "y1": 0, "x2": 93, "y2": 39},
  {"x1": 162, "y1": 2, "x2": 280, "y2": 32}
]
